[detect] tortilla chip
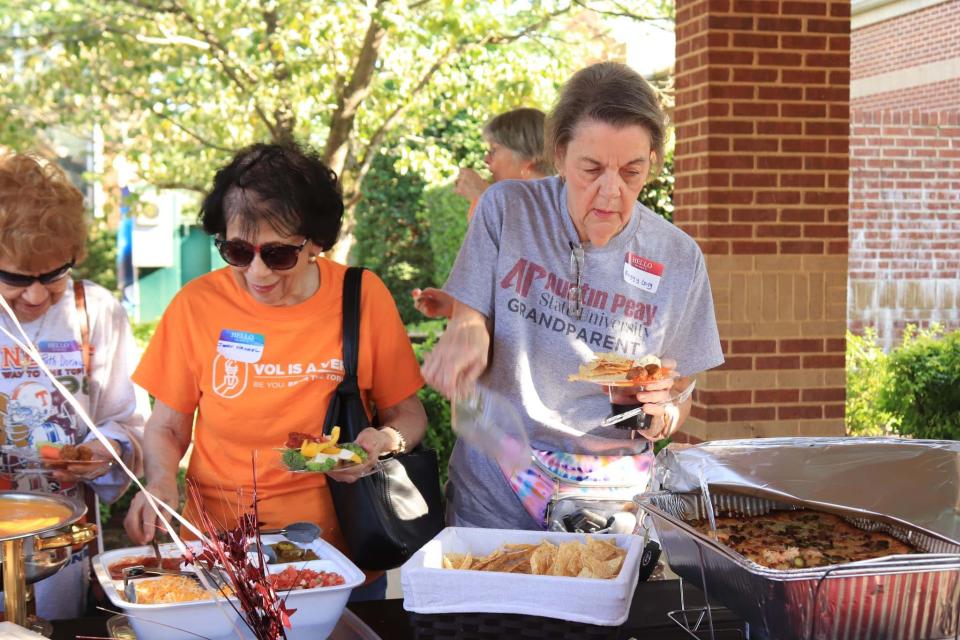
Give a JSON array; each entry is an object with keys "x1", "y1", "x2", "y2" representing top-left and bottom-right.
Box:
[
  {"x1": 441, "y1": 537, "x2": 625, "y2": 579},
  {"x1": 582, "y1": 553, "x2": 624, "y2": 579},
  {"x1": 585, "y1": 537, "x2": 623, "y2": 562},
  {"x1": 470, "y1": 549, "x2": 503, "y2": 571},
  {"x1": 484, "y1": 549, "x2": 529, "y2": 573},
  {"x1": 529, "y1": 542, "x2": 558, "y2": 575},
  {"x1": 553, "y1": 541, "x2": 584, "y2": 577}
]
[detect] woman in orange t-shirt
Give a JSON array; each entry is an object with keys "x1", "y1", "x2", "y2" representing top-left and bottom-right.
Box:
[{"x1": 123, "y1": 142, "x2": 427, "y2": 601}]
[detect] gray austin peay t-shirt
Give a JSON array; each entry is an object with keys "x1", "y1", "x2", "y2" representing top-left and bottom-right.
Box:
[{"x1": 443, "y1": 176, "x2": 724, "y2": 529}]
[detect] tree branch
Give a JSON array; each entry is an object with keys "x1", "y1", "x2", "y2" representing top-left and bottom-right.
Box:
[
  {"x1": 571, "y1": 0, "x2": 672, "y2": 24},
  {"x1": 150, "y1": 108, "x2": 238, "y2": 153},
  {"x1": 345, "y1": 4, "x2": 577, "y2": 203},
  {"x1": 152, "y1": 180, "x2": 206, "y2": 192},
  {"x1": 121, "y1": 0, "x2": 279, "y2": 139},
  {"x1": 323, "y1": 0, "x2": 389, "y2": 176},
  {"x1": 133, "y1": 21, "x2": 211, "y2": 49},
  {"x1": 98, "y1": 78, "x2": 238, "y2": 153},
  {"x1": 347, "y1": 45, "x2": 456, "y2": 208}
]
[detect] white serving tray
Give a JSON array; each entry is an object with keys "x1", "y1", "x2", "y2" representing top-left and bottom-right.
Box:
[
  {"x1": 93, "y1": 535, "x2": 365, "y2": 640},
  {"x1": 400, "y1": 527, "x2": 642, "y2": 626}
]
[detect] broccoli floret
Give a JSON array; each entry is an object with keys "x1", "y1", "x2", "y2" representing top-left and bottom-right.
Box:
[
  {"x1": 282, "y1": 448, "x2": 307, "y2": 471},
  {"x1": 305, "y1": 458, "x2": 337, "y2": 472},
  {"x1": 340, "y1": 443, "x2": 368, "y2": 461}
]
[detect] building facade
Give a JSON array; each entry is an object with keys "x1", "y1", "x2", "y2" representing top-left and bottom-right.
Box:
[{"x1": 849, "y1": 0, "x2": 960, "y2": 348}]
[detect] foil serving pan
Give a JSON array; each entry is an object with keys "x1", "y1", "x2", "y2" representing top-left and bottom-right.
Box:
[{"x1": 639, "y1": 489, "x2": 960, "y2": 640}]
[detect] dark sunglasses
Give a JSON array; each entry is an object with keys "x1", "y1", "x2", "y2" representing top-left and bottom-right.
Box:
[
  {"x1": 0, "y1": 261, "x2": 74, "y2": 288},
  {"x1": 214, "y1": 237, "x2": 308, "y2": 271}
]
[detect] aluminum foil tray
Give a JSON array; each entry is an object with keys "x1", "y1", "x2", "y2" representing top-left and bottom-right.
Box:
[{"x1": 639, "y1": 490, "x2": 960, "y2": 640}]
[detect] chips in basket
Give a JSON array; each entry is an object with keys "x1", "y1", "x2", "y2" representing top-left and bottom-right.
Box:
[{"x1": 442, "y1": 537, "x2": 626, "y2": 580}]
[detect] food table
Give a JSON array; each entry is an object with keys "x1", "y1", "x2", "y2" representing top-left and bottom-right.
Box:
[{"x1": 51, "y1": 579, "x2": 746, "y2": 640}]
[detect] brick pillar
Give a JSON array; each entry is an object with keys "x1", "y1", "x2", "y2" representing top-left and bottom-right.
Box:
[{"x1": 674, "y1": 0, "x2": 851, "y2": 440}]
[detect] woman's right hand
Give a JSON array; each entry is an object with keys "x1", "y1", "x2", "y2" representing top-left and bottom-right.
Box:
[
  {"x1": 412, "y1": 287, "x2": 454, "y2": 319},
  {"x1": 123, "y1": 400, "x2": 193, "y2": 545},
  {"x1": 422, "y1": 304, "x2": 491, "y2": 400},
  {"x1": 454, "y1": 167, "x2": 489, "y2": 202},
  {"x1": 123, "y1": 479, "x2": 179, "y2": 545}
]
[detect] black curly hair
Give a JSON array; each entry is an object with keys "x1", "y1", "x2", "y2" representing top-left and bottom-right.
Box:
[{"x1": 199, "y1": 142, "x2": 343, "y2": 251}]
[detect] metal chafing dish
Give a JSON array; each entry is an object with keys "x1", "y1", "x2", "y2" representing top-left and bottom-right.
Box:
[
  {"x1": 639, "y1": 489, "x2": 960, "y2": 640},
  {"x1": 0, "y1": 491, "x2": 97, "y2": 628},
  {"x1": 638, "y1": 438, "x2": 960, "y2": 640}
]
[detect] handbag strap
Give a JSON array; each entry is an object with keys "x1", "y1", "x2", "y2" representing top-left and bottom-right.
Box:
[
  {"x1": 323, "y1": 267, "x2": 368, "y2": 439},
  {"x1": 341, "y1": 266, "x2": 364, "y2": 380},
  {"x1": 73, "y1": 279, "x2": 101, "y2": 555},
  {"x1": 73, "y1": 279, "x2": 91, "y2": 378}
]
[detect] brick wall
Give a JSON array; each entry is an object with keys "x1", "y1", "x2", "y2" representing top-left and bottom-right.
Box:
[
  {"x1": 674, "y1": 0, "x2": 850, "y2": 440},
  {"x1": 850, "y1": 0, "x2": 960, "y2": 347},
  {"x1": 853, "y1": 78, "x2": 960, "y2": 112},
  {"x1": 849, "y1": 110, "x2": 960, "y2": 342},
  {"x1": 852, "y1": 0, "x2": 960, "y2": 77}
]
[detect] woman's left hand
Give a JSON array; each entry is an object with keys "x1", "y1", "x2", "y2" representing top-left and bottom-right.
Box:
[
  {"x1": 53, "y1": 438, "x2": 120, "y2": 482},
  {"x1": 606, "y1": 358, "x2": 686, "y2": 442},
  {"x1": 324, "y1": 427, "x2": 391, "y2": 484}
]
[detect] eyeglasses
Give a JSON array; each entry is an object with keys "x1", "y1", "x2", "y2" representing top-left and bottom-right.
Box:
[
  {"x1": 567, "y1": 242, "x2": 584, "y2": 320},
  {"x1": 214, "y1": 237, "x2": 308, "y2": 271},
  {"x1": 0, "y1": 261, "x2": 74, "y2": 288}
]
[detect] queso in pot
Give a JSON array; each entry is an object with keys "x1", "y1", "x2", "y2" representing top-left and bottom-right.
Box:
[{"x1": 0, "y1": 499, "x2": 73, "y2": 538}]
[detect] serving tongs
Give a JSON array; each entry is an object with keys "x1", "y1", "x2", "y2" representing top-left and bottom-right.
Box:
[{"x1": 601, "y1": 378, "x2": 697, "y2": 429}]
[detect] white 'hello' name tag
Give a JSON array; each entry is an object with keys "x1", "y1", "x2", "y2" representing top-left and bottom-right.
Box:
[
  {"x1": 623, "y1": 252, "x2": 663, "y2": 294},
  {"x1": 216, "y1": 329, "x2": 265, "y2": 363}
]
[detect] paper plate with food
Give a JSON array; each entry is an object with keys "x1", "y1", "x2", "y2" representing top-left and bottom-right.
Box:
[
  {"x1": 1, "y1": 441, "x2": 114, "y2": 479},
  {"x1": 567, "y1": 353, "x2": 674, "y2": 387},
  {"x1": 279, "y1": 428, "x2": 368, "y2": 473}
]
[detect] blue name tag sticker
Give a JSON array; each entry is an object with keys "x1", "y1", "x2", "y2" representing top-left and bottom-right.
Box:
[{"x1": 216, "y1": 329, "x2": 265, "y2": 363}]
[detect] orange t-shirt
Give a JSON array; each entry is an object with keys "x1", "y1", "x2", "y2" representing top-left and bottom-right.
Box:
[{"x1": 133, "y1": 260, "x2": 424, "y2": 562}]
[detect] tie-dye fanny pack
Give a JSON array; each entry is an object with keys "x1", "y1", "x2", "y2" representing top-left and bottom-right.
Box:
[{"x1": 499, "y1": 448, "x2": 654, "y2": 528}]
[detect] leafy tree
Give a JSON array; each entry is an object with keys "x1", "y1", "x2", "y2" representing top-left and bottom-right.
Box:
[
  {"x1": 410, "y1": 323, "x2": 455, "y2": 485},
  {"x1": 639, "y1": 153, "x2": 674, "y2": 222},
  {"x1": 73, "y1": 216, "x2": 119, "y2": 292},
  {"x1": 352, "y1": 149, "x2": 434, "y2": 324},
  {"x1": 1, "y1": 0, "x2": 668, "y2": 262}
]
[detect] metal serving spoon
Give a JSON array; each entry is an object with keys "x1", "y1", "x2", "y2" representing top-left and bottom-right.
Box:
[
  {"x1": 251, "y1": 522, "x2": 324, "y2": 563},
  {"x1": 259, "y1": 521, "x2": 322, "y2": 543}
]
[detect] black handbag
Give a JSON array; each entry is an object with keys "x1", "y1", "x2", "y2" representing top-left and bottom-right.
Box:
[{"x1": 322, "y1": 266, "x2": 445, "y2": 571}]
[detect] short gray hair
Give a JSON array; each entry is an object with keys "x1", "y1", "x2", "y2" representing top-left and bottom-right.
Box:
[
  {"x1": 546, "y1": 62, "x2": 668, "y2": 176},
  {"x1": 483, "y1": 108, "x2": 553, "y2": 176}
]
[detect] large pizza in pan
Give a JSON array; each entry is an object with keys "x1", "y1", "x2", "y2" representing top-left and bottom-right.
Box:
[{"x1": 691, "y1": 509, "x2": 916, "y2": 570}]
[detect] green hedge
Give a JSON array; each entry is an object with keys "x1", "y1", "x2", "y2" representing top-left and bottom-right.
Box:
[
  {"x1": 847, "y1": 325, "x2": 960, "y2": 440},
  {"x1": 880, "y1": 326, "x2": 960, "y2": 440},
  {"x1": 410, "y1": 321, "x2": 455, "y2": 485}
]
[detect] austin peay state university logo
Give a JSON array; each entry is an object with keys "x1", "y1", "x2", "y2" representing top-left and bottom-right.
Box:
[{"x1": 212, "y1": 354, "x2": 249, "y2": 399}]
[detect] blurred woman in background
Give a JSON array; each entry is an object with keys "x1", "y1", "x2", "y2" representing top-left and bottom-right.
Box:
[{"x1": 413, "y1": 107, "x2": 553, "y2": 319}]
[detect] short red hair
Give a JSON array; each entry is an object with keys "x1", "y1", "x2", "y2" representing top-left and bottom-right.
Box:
[{"x1": 0, "y1": 154, "x2": 88, "y2": 270}]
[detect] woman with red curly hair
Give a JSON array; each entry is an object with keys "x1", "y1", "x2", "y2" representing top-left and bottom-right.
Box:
[{"x1": 0, "y1": 154, "x2": 145, "y2": 619}]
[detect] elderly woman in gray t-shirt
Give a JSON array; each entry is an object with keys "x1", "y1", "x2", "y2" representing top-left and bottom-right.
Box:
[{"x1": 423, "y1": 62, "x2": 724, "y2": 530}]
